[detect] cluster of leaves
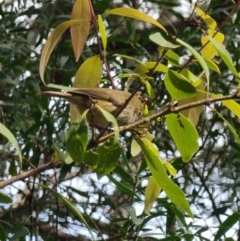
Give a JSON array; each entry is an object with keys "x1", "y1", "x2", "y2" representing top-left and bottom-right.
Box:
[{"x1": 1, "y1": 0, "x2": 240, "y2": 240}]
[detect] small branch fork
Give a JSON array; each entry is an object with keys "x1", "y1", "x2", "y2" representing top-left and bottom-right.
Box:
[{"x1": 1, "y1": 91, "x2": 240, "y2": 189}]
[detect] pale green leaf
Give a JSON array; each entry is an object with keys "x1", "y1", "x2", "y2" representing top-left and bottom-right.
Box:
[
  {"x1": 204, "y1": 58, "x2": 220, "y2": 74},
  {"x1": 208, "y1": 36, "x2": 240, "y2": 78},
  {"x1": 144, "y1": 176, "x2": 161, "y2": 215},
  {"x1": 150, "y1": 32, "x2": 179, "y2": 48},
  {"x1": 0, "y1": 123, "x2": 22, "y2": 170},
  {"x1": 176, "y1": 38, "x2": 210, "y2": 92}
]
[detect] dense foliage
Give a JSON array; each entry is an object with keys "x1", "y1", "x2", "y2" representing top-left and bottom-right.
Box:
[{"x1": 0, "y1": 0, "x2": 240, "y2": 240}]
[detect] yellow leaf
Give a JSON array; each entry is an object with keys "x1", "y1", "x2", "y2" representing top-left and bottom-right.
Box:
[
  {"x1": 105, "y1": 8, "x2": 167, "y2": 33},
  {"x1": 70, "y1": 0, "x2": 91, "y2": 61},
  {"x1": 39, "y1": 19, "x2": 88, "y2": 84},
  {"x1": 70, "y1": 55, "x2": 102, "y2": 122},
  {"x1": 194, "y1": 6, "x2": 217, "y2": 30},
  {"x1": 201, "y1": 29, "x2": 224, "y2": 60}
]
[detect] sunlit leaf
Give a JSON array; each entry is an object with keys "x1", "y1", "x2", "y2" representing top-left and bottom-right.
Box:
[
  {"x1": 136, "y1": 137, "x2": 193, "y2": 217},
  {"x1": 201, "y1": 30, "x2": 224, "y2": 60},
  {"x1": 70, "y1": 0, "x2": 91, "y2": 61},
  {"x1": 39, "y1": 19, "x2": 89, "y2": 84},
  {"x1": 98, "y1": 15, "x2": 107, "y2": 53},
  {"x1": 194, "y1": 7, "x2": 217, "y2": 30},
  {"x1": 208, "y1": 36, "x2": 240, "y2": 78},
  {"x1": 105, "y1": 8, "x2": 167, "y2": 33},
  {"x1": 0, "y1": 123, "x2": 22, "y2": 170},
  {"x1": 164, "y1": 69, "x2": 196, "y2": 100},
  {"x1": 150, "y1": 32, "x2": 179, "y2": 48},
  {"x1": 166, "y1": 114, "x2": 199, "y2": 162},
  {"x1": 144, "y1": 176, "x2": 161, "y2": 215},
  {"x1": 176, "y1": 38, "x2": 210, "y2": 92}
]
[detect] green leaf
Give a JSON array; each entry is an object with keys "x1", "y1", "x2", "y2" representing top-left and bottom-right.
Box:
[
  {"x1": 208, "y1": 36, "x2": 240, "y2": 78},
  {"x1": 144, "y1": 176, "x2": 161, "y2": 215},
  {"x1": 0, "y1": 123, "x2": 22, "y2": 170},
  {"x1": 83, "y1": 151, "x2": 98, "y2": 169},
  {"x1": 204, "y1": 58, "x2": 220, "y2": 74},
  {"x1": 94, "y1": 139, "x2": 121, "y2": 175},
  {"x1": 213, "y1": 108, "x2": 240, "y2": 144},
  {"x1": 40, "y1": 185, "x2": 95, "y2": 241},
  {"x1": 159, "y1": 48, "x2": 180, "y2": 66},
  {"x1": 164, "y1": 69, "x2": 196, "y2": 100},
  {"x1": 179, "y1": 80, "x2": 205, "y2": 127},
  {"x1": 136, "y1": 137, "x2": 193, "y2": 217},
  {"x1": 8, "y1": 223, "x2": 29, "y2": 240},
  {"x1": 176, "y1": 38, "x2": 210, "y2": 92},
  {"x1": 66, "y1": 114, "x2": 89, "y2": 164},
  {"x1": 0, "y1": 192, "x2": 13, "y2": 204},
  {"x1": 0, "y1": 225, "x2": 6, "y2": 241},
  {"x1": 107, "y1": 174, "x2": 137, "y2": 197},
  {"x1": 221, "y1": 99, "x2": 240, "y2": 118},
  {"x1": 70, "y1": 0, "x2": 91, "y2": 61},
  {"x1": 105, "y1": 8, "x2": 167, "y2": 33},
  {"x1": 166, "y1": 114, "x2": 199, "y2": 162},
  {"x1": 98, "y1": 15, "x2": 107, "y2": 53},
  {"x1": 214, "y1": 213, "x2": 240, "y2": 241},
  {"x1": 149, "y1": 32, "x2": 179, "y2": 48},
  {"x1": 170, "y1": 206, "x2": 188, "y2": 230}
]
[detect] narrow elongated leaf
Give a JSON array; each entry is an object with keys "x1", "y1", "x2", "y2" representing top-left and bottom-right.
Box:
[
  {"x1": 208, "y1": 36, "x2": 240, "y2": 78},
  {"x1": 0, "y1": 225, "x2": 6, "y2": 241},
  {"x1": 204, "y1": 58, "x2": 220, "y2": 74},
  {"x1": 105, "y1": 8, "x2": 167, "y2": 33},
  {"x1": 40, "y1": 185, "x2": 95, "y2": 241},
  {"x1": 221, "y1": 99, "x2": 240, "y2": 118},
  {"x1": 214, "y1": 213, "x2": 240, "y2": 241},
  {"x1": 39, "y1": 19, "x2": 89, "y2": 84},
  {"x1": 164, "y1": 69, "x2": 196, "y2": 100},
  {"x1": 70, "y1": 0, "x2": 91, "y2": 61},
  {"x1": 98, "y1": 15, "x2": 107, "y2": 53},
  {"x1": 144, "y1": 176, "x2": 161, "y2": 215},
  {"x1": 0, "y1": 123, "x2": 22, "y2": 170},
  {"x1": 121, "y1": 204, "x2": 144, "y2": 225},
  {"x1": 134, "y1": 61, "x2": 168, "y2": 74},
  {"x1": 213, "y1": 108, "x2": 240, "y2": 144},
  {"x1": 166, "y1": 114, "x2": 199, "y2": 162},
  {"x1": 150, "y1": 32, "x2": 179, "y2": 48},
  {"x1": 136, "y1": 137, "x2": 193, "y2": 217},
  {"x1": 176, "y1": 38, "x2": 210, "y2": 92}
]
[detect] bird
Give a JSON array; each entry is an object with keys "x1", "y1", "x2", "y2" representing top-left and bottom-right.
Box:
[{"x1": 38, "y1": 88, "x2": 143, "y2": 128}]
